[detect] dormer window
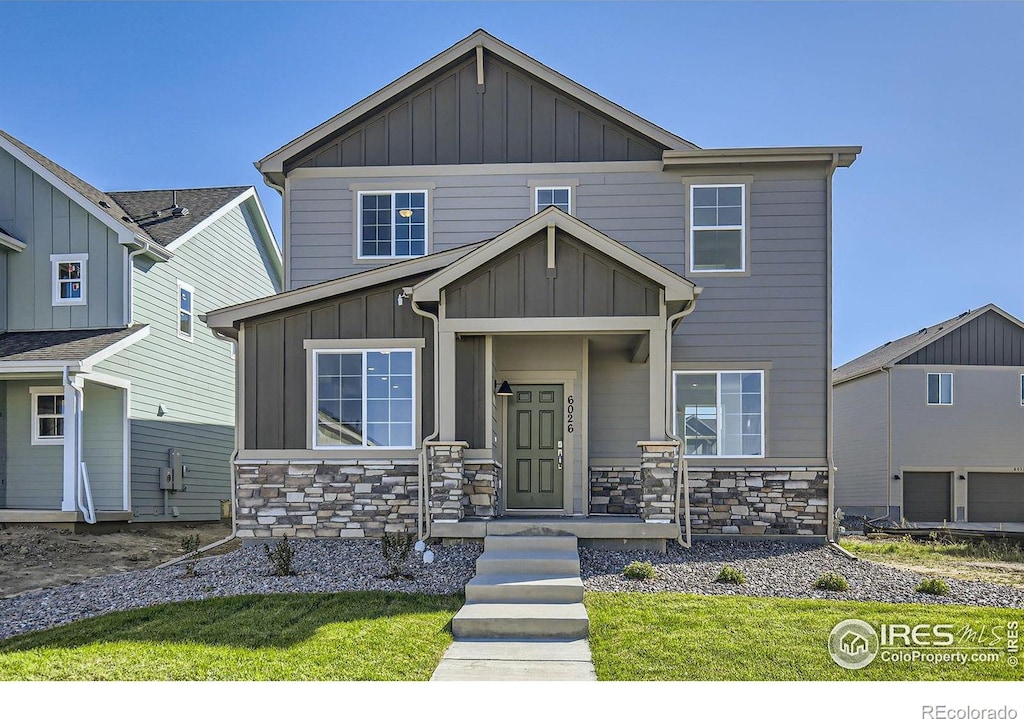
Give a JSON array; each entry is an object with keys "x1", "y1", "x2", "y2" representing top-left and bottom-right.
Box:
[
  {"x1": 358, "y1": 190, "x2": 428, "y2": 259},
  {"x1": 51, "y1": 254, "x2": 87, "y2": 306}
]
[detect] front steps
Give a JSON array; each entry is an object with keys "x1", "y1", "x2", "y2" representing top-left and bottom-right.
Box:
[{"x1": 452, "y1": 534, "x2": 589, "y2": 640}]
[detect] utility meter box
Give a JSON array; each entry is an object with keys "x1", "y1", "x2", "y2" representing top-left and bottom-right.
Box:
[{"x1": 160, "y1": 449, "x2": 186, "y2": 491}]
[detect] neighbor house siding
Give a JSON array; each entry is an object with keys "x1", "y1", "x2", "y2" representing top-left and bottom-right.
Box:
[
  {"x1": 897, "y1": 312, "x2": 1024, "y2": 367},
  {"x1": 81, "y1": 381, "x2": 125, "y2": 511},
  {"x1": 0, "y1": 253, "x2": 7, "y2": 332},
  {"x1": 0, "y1": 148, "x2": 125, "y2": 331},
  {"x1": 94, "y1": 200, "x2": 278, "y2": 520},
  {"x1": 833, "y1": 371, "x2": 890, "y2": 511},
  {"x1": 4, "y1": 380, "x2": 62, "y2": 509}
]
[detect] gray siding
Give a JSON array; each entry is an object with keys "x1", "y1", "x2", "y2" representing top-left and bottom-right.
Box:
[
  {"x1": 455, "y1": 335, "x2": 486, "y2": 448},
  {"x1": 94, "y1": 200, "x2": 279, "y2": 521},
  {"x1": 891, "y1": 366, "x2": 1024, "y2": 470},
  {"x1": 898, "y1": 312, "x2": 1024, "y2": 367},
  {"x1": 834, "y1": 371, "x2": 890, "y2": 510},
  {"x1": 243, "y1": 278, "x2": 436, "y2": 451},
  {"x1": 0, "y1": 147, "x2": 124, "y2": 331},
  {"x1": 82, "y1": 381, "x2": 125, "y2": 511},
  {"x1": 0, "y1": 252, "x2": 7, "y2": 332},
  {"x1": 446, "y1": 230, "x2": 660, "y2": 318},
  {"x1": 588, "y1": 338, "x2": 649, "y2": 461},
  {"x1": 0, "y1": 382, "x2": 7, "y2": 505},
  {"x1": 3, "y1": 380, "x2": 62, "y2": 509},
  {"x1": 286, "y1": 54, "x2": 662, "y2": 171}
]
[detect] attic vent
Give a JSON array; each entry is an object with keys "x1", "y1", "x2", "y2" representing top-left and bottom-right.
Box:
[
  {"x1": 917, "y1": 328, "x2": 927, "y2": 334},
  {"x1": 883, "y1": 341, "x2": 892, "y2": 346},
  {"x1": 99, "y1": 200, "x2": 110, "y2": 208},
  {"x1": 958, "y1": 310, "x2": 971, "y2": 318}
]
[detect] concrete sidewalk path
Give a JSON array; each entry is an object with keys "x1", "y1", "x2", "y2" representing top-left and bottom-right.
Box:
[{"x1": 430, "y1": 638, "x2": 597, "y2": 681}]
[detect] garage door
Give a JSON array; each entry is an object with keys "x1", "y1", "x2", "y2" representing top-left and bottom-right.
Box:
[
  {"x1": 968, "y1": 473, "x2": 1024, "y2": 523},
  {"x1": 903, "y1": 472, "x2": 951, "y2": 522}
]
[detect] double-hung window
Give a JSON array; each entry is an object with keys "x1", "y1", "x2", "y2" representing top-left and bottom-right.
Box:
[
  {"x1": 927, "y1": 372, "x2": 953, "y2": 405},
  {"x1": 51, "y1": 253, "x2": 87, "y2": 306},
  {"x1": 673, "y1": 370, "x2": 764, "y2": 457},
  {"x1": 358, "y1": 190, "x2": 427, "y2": 259},
  {"x1": 313, "y1": 349, "x2": 415, "y2": 449},
  {"x1": 31, "y1": 387, "x2": 65, "y2": 445},
  {"x1": 177, "y1": 281, "x2": 195, "y2": 341},
  {"x1": 535, "y1": 186, "x2": 571, "y2": 214},
  {"x1": 690, "y1": 185, "x2": 745, "y2": 273}
]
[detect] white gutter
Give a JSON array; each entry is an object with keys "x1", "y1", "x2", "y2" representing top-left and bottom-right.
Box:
[
  {"x1": 408, "y1": 290, "x2": 440, "y2": 541},
  {"x1": 63, "y1": 367, "x2": 95, "y2": 524},
  {"x1": 125, "y1": 241, "x2": 151, "y2": 326},
  {"x1": 665, "y1": 296, "x2": 700, "y2": 549}
]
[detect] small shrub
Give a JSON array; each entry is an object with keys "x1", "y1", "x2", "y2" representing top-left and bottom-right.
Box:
[
  {"x1": 264, "y1": 536, "x2": 296, "y2": 576},
  {"x1": 715, "y1": 565, "x2": 746, "y2": 585},
  {"x1": 381, "y1": 531, "x2": 415, "y2": 579},
  {"x1": 915, "y1": 577, "x2": 950, "y2": 596},
  {"x1": 622, "y1": 560, "x2": 657, "y2": 580},
  {"x1": 813, "y1": 572, "x2": 850, "y2": 592},
  {"x1": 180, "y1": 534, "x2": 201, "y2": 578}
]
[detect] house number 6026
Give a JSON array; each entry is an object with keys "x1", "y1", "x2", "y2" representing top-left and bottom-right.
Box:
[{"x1": 566, "y1": 395, "x2": 575, "y2": 433}]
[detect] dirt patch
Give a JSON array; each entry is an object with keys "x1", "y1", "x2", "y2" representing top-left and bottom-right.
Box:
[{"x1": 0, "y1": 522, "x2": 238, "y2": 597}]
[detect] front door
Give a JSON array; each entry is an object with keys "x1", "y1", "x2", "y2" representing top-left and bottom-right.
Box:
[{"x1": 506, "y1": 384, "x2": 564, "y2": 511}]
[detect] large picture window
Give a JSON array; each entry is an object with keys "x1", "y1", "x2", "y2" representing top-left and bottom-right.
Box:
[
  {"x1": 689, "y1": 185, "x2": 745, "y2": 273},
  {"x1": 673, "y1": 370, "x2": 764, "y2": 457},
  {"x1": 358, "y1": 191, "x2": 427, "y2": 259},
  {"x1": 313, "y1": 349, "x2": 415, "y2": 449}
]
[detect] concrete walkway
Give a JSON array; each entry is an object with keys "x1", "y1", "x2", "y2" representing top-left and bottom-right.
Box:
[{"x1": 430, "y1": 638, "x2": 597, "y2": 681}]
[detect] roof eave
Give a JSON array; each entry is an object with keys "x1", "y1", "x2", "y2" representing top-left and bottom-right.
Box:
[{"x1": 662, "y1": 146, "x2": 861, "y2": 169}]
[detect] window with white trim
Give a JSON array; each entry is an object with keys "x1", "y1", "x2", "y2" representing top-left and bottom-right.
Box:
[
  {"x1": 673, "y1": 370, "x2": 764, "y2": 457},
  {"x1": 927, "y1": 372, "x2": 953, "y2": 405},
  {"x1": 690, "y1": 185, "x2": 745, "y2": 272},
  {"x1": 358, "y1": 191, "x2": 427, "y2": 259},
  {"x1": 177, "y1": 282, "x2": 195, "y2": 340},
  {"x1": 535, "y1": 186, "x2": 571, "y2": 214},
  {"x1": 313, "y1": 349, "x2": 415, "y2": 449},
  {"x1": 51, "y1": 253, "x2": 87, "y2": 306},
  {"x1": 31, "y1": 388, "x2": 65, "y2": 445}
]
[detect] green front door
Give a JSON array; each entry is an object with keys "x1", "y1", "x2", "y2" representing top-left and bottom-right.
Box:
[{"x1": 506, "y1": 384, "x2": 564, "y2": 511}]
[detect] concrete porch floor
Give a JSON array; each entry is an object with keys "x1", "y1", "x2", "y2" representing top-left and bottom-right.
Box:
[{"x1": 430, "y1": 515, "x2": 681, "y2": 540}]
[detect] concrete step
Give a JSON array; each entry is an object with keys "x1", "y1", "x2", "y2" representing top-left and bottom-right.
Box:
[
  {"x1": 451, "y1": 602, "x2": 589, "y2": 640},
  {"x1": 465, "y1": 573, "x2": 584, "y2": 604},
  {"x1": 475, "y1": 549, "x2": 580, "y2": 577},
  {"x1": 483, "y1": 534, "x2": 579, "y2": 553}
]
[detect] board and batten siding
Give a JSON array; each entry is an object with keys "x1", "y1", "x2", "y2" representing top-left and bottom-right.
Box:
[
  {"x1": 82, "y1": 382, "x2": 126, "y2": 511},
  {"x1": 0, "y1": 147, "x2": 124, "y2": 331},
  {"x1": 94, "y1": 200, "x2": 279, "y2": 521},
  {"x1": 890, "y1": 366, "x2": 1024, "y2": 471},
  {"x1": 897, "y1": 311, "x2": 1024, "y2": 367},
  {"x1": 285, "y1": 54, "x2": 663, "y2": 172},
  {"x1": 0, "y1": 252, "x2": 7, "y2": 332},
  {"x1": 833, "y1": 371, "x2": 890, "y2": 513},
  {"x1": 0, "y1": 382, "x2": 7, "y2": 506},
  {"x1": 3, "y1": 380, "x2": 63, "y2": 509},
  {"x1": 242, "y1": 277, "x2": 437, "y2": 451}
]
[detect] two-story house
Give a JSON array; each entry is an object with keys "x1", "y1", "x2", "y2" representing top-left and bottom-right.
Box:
[
  {"x1": 0, "y1": 129, "x2": 282, "y2": 525},
  {"x1": 206, "y1": 30, "x2": 859, "y2": 547},
  {"x1": 834, "y1": 304, "x2": 1024, "y2": 525}
]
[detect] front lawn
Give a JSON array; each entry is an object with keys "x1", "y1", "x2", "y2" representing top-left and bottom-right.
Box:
[
  {"x1": 587, "y1": 592, "x2": 1023, "y2": 680},
  {"x1": 0, "y1": 592, "x2": 460, "y2": 680}
]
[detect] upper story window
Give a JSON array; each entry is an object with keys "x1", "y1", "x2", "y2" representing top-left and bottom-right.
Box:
[
  {"x1": 31, "y1": 387, "x2": 64, "y2": 445},
  {"x1": 535, "y1": 187, "x2": 571, "y2": 214},
  {"x1": 358, "y1": 190, "x2": 427, "y2": 259},
  {"x1": 690, "y1": 185, "x2": 745, "y2": 273},
  {"x1": 177, "y1": 281, "x2": 195, "y2": 341},
  {"x1": 673, "y1": 370, "x2": 764, "y2": 458},
  {"x1": 927, "y1": 372, "x2": 953, "y2": 405},
  {"x1": 51, "y1": 253, "x2": 87, "y2": 306},
  {"x1": 313, "y1": 348, "x2": 416, "y2": 449}
]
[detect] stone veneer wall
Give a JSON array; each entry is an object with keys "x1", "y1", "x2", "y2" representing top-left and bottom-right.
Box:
[
  {"x1": 235, "y1": 460, "x2": 419, "y2": 539},
  {"x1": 589, "y1": 468, "x2": 641, "y2": 514},
  {"x1": 463, "y1": 461, "x2": 500, "y2": 518}
]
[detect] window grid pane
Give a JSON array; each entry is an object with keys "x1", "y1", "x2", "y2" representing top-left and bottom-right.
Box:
[
  {"x1": 675, "y1": 371, "x2": 762, "y2": 457},
  {"x1": 34, "y1": 393, "x2": 65, "y2": 440},
  {"x1": 536, "y1": 187, "x2": 570, "y2": 214},
  {"x1": 691, "y1": 185, "x2": 744, "y2": 272},
  {"x1": 361, "y1": 192, "x2": 427, "y2": 258}
]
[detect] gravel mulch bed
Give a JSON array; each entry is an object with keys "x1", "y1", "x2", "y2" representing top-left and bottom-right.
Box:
[{"x1": 582, "y1": 541, "x2": 1024, "y2": 608}]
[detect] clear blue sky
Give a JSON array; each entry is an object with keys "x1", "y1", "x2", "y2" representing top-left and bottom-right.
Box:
[{"x1": 2, "y1": 1, "x2": 1021, "y2": 364}]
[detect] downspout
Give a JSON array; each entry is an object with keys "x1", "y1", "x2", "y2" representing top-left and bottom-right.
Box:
[
  {"x1": 408, "y1": 292, "x2": 440, "y2": 542},
  {"x1": 825, "y1": 152, "x2": 840, "y2": 544},
  {"x1": 882, "y1": 366, "x2": 893, "y2": 523},
  {"x1": 666, "y1": 297, "x2": 699, "y2": 549},
  {"x1": 158, "y1": 329, "x2": 239, "y2": 568},
  {"x1": 64, "y1": 367, "x2": 95, "y2": 524},
  {"x1": 125, "y1": 242, "x2": 150, "y2": 326}
]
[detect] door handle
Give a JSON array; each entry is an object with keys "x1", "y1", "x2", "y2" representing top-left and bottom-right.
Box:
[{"x1": 557, "y1": 440, "x2": 563, "y2": 470}]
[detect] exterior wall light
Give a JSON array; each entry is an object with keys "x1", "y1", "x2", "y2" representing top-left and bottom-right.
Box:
[
  {"x1": 892, "y1": 474, "x2": 901, "y2": 481},
  {"x1": 495, "y1": 380, "x2": 513, "y2": 396}
]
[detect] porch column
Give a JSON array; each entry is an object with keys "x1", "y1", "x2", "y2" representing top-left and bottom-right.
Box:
[
  {"x1": 637, "y1": 440, "x2": 679, "y2": 523},
  {"x1": 426, "y1": 441, "x2": 467, "y2": 523},
  {"x1": 647, "y1": 327, "x2": 668, "y2": 439},
  {"x1": 438, "y1": 330, "x2": 457, "y2": 440},
  {"x1": 60, "y1": 382, "x2": 78, "y2": 511}
]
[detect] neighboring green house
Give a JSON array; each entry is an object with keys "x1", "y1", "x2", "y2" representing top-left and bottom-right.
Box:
[{"x1": 0, "y1": 129, "x2": 282, "y2": 524}]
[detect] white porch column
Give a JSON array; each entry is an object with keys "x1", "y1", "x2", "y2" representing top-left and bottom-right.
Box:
[
  {"x1": 648, "y1": 327, "x2": 667, "y2": 439},
  {"x1": 60, "y1": 382, "x2": 78, "y2": 511},
  {"x1": 438, "y1": 330, "x2": 457, "y2": 440}
]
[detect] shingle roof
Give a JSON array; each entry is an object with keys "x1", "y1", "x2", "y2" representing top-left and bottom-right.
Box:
[
  {"x1": 107, "y1": 187, "x2": 251, "y2": 247},
  {"x1": 0, "y1": 326, "x2": 147, "y2": 364},
  {"x1": 833, "y1": 306, "x2": 991, "y2": 384}
]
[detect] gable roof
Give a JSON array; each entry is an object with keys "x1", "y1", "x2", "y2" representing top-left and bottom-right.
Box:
[
  {"x1": 0, "y1": 223, "x2": 26, "y2": 252},
  {"x1": 833, "y1": 304, "x2": 1024, "y2": 385},
  {"x1": 412, "y1": 206, "x2": 698, "y2": 304},
  {"x1": 108, "y1": 187, "x2": 250, "y2": 248},
  {"x1": 255, "y1": 29, "x2": 698, "y2": 182},
  {"x1": 0, "y1": 325, "x2": 149, "y2": 370}
]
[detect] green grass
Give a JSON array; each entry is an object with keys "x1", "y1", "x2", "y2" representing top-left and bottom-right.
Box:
[
  {"x1": 586, "y1": 592, "x2": 1023, "y2": 681},
  {"x1": 842, "y1": 535, "x2": 1024, "y2": 563},
  {"x1": 0, "y1": 592, "x2": 461, "y2": 680}
]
